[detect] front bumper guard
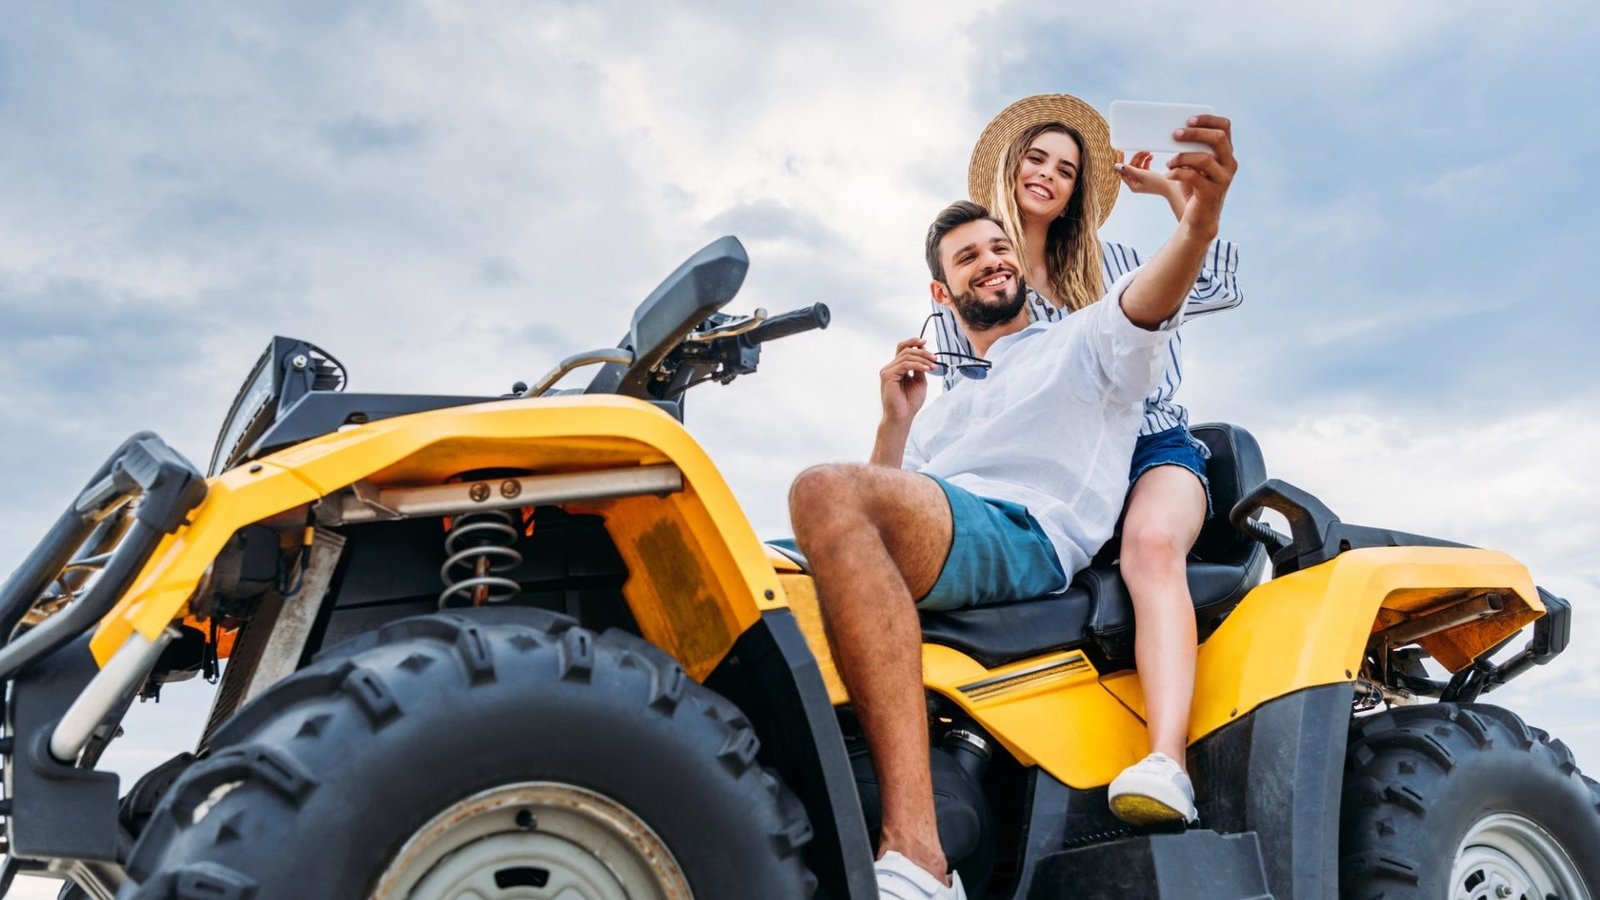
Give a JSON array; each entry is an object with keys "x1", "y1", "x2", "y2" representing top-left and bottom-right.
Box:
[{"x1": 1, "y1": 433, "x2": 205, "y2": 874}]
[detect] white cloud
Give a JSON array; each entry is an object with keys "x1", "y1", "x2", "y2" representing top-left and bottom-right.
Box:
[
  {"x1": 992, "y1": 0, "x2": 1592, "y2": 73},
  {"x1": 3, "y1": 7, "x2": 1600, "y2": 888},
  {"x1": 1250, "y1": 402, "x2": 1598, "y2": 578}
]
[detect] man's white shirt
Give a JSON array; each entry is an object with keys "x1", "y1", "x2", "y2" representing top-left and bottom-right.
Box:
[{"x1": 903, "y1": 269, "x2": 1183, "y2": 589}]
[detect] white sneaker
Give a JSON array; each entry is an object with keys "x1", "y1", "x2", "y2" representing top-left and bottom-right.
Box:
[
  {"x1": 875, "y1": 850, "x2": 967, "y2": 900},
  {"x1": 1107, "y1": 752, "x2": 1198, "y2": 826}
]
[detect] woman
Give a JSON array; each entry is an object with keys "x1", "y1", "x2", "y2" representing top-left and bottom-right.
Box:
[{"x1": 935, "y1": 94, "x2": 1242, "y2": 827}]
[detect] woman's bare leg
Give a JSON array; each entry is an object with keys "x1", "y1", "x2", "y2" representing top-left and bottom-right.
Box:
[{"x1": 1118, "y1": 465, "x2": 1207, "y2": 766}]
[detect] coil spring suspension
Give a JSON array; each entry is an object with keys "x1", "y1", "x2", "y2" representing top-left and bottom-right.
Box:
[{"x1": 439, "y1": 509, "x2": 523, "y2": 608}]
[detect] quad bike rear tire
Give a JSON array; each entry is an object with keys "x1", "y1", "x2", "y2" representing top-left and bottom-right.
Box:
[
  {"x1": 1340, "y1": 702, "x2": 1600, "y2": 899},
  {"x1": 119, "y1": 608, "x2": 817, "y2": 899}
]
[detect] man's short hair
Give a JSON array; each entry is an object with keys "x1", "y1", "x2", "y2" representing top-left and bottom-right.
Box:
[{"x1": 924, "y1": 200, "x2": 1004, "y2": 284}]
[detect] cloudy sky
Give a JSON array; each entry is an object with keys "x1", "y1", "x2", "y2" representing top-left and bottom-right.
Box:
[{"x1": 3, "y1": 2, "x2": 1597, "y2": 892}]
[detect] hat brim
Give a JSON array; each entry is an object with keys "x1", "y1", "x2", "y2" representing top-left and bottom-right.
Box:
[{"x1": 968, "y1": 94, "x2": 1120, "y2": 228}]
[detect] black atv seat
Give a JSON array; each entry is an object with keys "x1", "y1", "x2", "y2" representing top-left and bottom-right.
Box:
[{"x1": 917, "y1": 423, "x2": 1268, "y2": 671}]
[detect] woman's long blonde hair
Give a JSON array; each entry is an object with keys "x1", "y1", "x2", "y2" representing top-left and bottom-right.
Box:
[{"x1": 989, "y1": 122, "x2": 1104, "y2": 312}]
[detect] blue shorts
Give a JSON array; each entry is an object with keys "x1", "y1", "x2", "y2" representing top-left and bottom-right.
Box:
[
  {"x1": 1129, "y1": 426, "x2": 1213, "y2": 519},
  {"x1": 918, "y1": 475, "x2": 1066, "y2": 612}
]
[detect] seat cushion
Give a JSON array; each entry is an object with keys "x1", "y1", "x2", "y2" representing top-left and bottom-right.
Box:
[
  {"x1": 919, "y1": 548, "x2": 1264, "y2": 670},
  {"x1": 776, "y1": 423, "x2": 1271, "y2": 671},
  {"x1": 920, "y1": 423, "x2": 1270, "y2": 670},
  {"x1": 1189, "y1": 423, "x2": 1267, "y2": 565}
]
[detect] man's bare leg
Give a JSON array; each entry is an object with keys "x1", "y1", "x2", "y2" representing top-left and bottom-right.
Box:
[{"x1": 789, "y1": 463, "x2": 953, "y2": 881}]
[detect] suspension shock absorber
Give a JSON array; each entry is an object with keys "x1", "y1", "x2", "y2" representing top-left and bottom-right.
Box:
[{"x1": 438, "y1": 509, "x2": 524, "y2": 608}]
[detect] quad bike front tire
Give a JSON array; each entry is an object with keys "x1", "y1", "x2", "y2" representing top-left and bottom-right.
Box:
[
  {"x1": 120, "y1": 608, "x2": 817, "y2": 899},
  {"x1": 1340, "y1": 702, "x2": 1600, "y2": 899}
]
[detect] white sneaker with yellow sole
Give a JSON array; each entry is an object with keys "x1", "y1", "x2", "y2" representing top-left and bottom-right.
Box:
[{"x1": 1107, "y1": 752, "x2": 1198, "y2": 826}]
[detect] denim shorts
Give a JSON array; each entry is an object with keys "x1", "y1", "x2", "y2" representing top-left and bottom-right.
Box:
[
  {"x1": 1130, "y1": 426, "x2": 1214, "y2": 519},
  {"x1": 918, "y1": 475, "x2": 1066, "y2": 612}
]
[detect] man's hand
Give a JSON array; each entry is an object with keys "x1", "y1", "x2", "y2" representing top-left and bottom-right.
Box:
[
  {"x1": 881, "y1": 338, "x2": 935, "y2": 424},
  {"x1": 870, "y1": 338, "x2": 936, "y2": 468},
  {"x1": 1165, "y1": 114, "x2": 1237, "y2": 239}
]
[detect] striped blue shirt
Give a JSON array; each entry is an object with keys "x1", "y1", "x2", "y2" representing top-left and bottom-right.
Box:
[{"x1": 931, "y1": 238, "x2": 1241, "y2": 435}]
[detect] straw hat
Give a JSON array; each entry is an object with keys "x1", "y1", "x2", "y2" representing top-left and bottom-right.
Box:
[{"x1": 967, "y1": 94, "x2": 1121, "y2": 226}]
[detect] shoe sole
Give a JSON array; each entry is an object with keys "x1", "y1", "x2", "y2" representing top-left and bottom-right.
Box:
[{"x1": 1109, "y1": 792, "x2": 1190, "y2": 827}]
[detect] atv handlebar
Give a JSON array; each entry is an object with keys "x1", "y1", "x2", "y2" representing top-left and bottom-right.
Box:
[{"x1": 743, "y1": 303, "x2": 830, "y2": 345}]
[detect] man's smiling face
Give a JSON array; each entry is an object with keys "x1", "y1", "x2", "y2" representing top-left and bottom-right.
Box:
[{"x1": 936, "y1": 218, "x2": 1027, "y2": 331}]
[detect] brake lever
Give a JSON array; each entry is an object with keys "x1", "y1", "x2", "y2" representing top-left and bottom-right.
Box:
[{"x1": 682, "y1": 308, "x2": 768, "y2": 343}]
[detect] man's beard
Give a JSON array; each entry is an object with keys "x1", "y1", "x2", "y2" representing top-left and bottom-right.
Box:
[{"x1": 951, "y1": 271, "x2": 1029, "y2": 332}]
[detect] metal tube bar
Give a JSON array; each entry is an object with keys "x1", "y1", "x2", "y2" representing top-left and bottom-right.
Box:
[
  {"x1": 0, "y1": 520, "x2": 165, "y2": 681},
  {"x1": 1381, "y1": 593, "x2": 1505, "y2": 647},
  {"x1": 0, "y1": 508, "x2": 96, "y2": 642},
  {"x1": 524, "y1": 348, "x2": 634, "y2": 398},
  {"x1": 329, "y1": 464, "x2": 683, "y2": 524},
  {"x1": 49, "y1": 628, "x2": 174, "y2": 764}
]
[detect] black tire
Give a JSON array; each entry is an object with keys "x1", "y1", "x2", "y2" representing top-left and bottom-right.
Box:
[
  {"x1": 1340, "y1": 702, "x2": 1600, "y2": 898},
  {"x1": 120, "y1": 608, "x2": 816, "y2": 899}
]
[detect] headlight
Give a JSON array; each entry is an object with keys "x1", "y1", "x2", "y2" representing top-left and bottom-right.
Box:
[{"x1": 208, "y1": 338, "x2": 345, "y2": 476}]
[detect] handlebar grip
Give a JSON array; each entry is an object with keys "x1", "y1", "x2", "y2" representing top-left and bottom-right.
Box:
[{"x1": 744, "y1": 303, "x2": 831, "y2": 345}]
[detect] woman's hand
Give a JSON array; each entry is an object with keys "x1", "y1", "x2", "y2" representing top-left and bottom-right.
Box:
[
  {"x1": 1116, "y1": 151, "x2": 1188, "y2": 221},
  {"x1": 880, "y1": 338, "x2": 935, "y2": 425}
]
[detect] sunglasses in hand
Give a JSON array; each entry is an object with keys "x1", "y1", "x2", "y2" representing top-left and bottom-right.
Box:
[{"x1": 920, "y1": 312, "x2": 992, "y2": 380}]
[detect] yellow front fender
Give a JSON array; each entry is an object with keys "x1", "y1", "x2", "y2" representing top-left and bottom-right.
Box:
[{"x1": 91, "y1": 396, "x2": 786, "y2": 679}]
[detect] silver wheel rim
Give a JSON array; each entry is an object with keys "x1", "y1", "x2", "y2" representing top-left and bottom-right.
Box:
[
  {"x1": 1451, "y1": 812, "x2": 1590, "y2": 900},
  {"x1": 370, "y1": 782, "x2": 692, "y2": 900}
]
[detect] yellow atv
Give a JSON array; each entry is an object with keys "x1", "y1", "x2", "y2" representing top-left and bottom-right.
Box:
[{"x1": 1, "y1": 237, "x2": 1593, "y2": 899}]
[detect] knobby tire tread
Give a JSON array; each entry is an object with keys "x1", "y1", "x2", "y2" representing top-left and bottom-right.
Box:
[
  {"x1": 120, "y1": 609, "x2": 816, "y2": 899},
  {"x1": 1339, "y1": 702, "x2": 1600, "y2": 899}
]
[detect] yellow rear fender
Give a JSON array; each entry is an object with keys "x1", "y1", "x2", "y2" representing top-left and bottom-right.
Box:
[
  {"x1": 1167, "y1": 546, "x2": 1542, "y2": 744},
  {"x1": 90, "y1": 396, "x2": 786, "y2": 679}
]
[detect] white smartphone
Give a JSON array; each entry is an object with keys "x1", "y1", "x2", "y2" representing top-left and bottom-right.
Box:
[{"x1": 1108, "y1": 100, "x2": 1214, "y2": 154}]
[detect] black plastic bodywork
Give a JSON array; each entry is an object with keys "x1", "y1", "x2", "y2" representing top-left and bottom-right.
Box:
[
  {"x1": 847, "y1": 734, "x2": 997, "y2": 893},
  {"x1": 707, "y1": 610, "x2": 878, "y2": 900},
  {"x1": 3, "y1": 637, "x2": 123, "y2": 862},
  {"x1": 1230, "y1": 478, "x2": 1468, "y2": 576},
  {"x1": 0, "y1": 433, "x2": 204, "y2": 881},
  {"x1": 1033, "y1": 831, "x2": 1271, "y2": 899},
  {"x1": 829, "y1": 683, "x2": 1347, "y2": 898},
  {"x1": 248, "y1": 391, "x2": 494, "y2": 459},
  {"x1": 1006, "y1": 684, "x2": 1349, "y2": 898},
  {"x1": 1185, "y1": 683, "x2": 1350, "y2": 899}
]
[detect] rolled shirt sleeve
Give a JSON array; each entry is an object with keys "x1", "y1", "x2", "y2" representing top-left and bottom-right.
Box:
[
  {"x1": 902, "y1": 428, "x2": 929, "y2": 472},
  {"x1": 1077, "y1": 266, "x2": 1185, "y2": 404},
  {"x1": 1183, "y1": 238, "x2": 1243, "y2": 317}
]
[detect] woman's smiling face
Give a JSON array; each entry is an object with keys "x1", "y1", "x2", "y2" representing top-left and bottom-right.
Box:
[{"x1": 1014, "y1": 129, "x2": 1080, "y2": 223}]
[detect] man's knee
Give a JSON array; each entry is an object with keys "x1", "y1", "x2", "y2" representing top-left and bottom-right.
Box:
[{"x1": 790, "y1": 464, "x2": 862, "y2": 536}]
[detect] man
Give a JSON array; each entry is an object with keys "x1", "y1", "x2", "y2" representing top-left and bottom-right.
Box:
[{"x1": 788, "y1": 118, "x2": 1236, "y2": 899}]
